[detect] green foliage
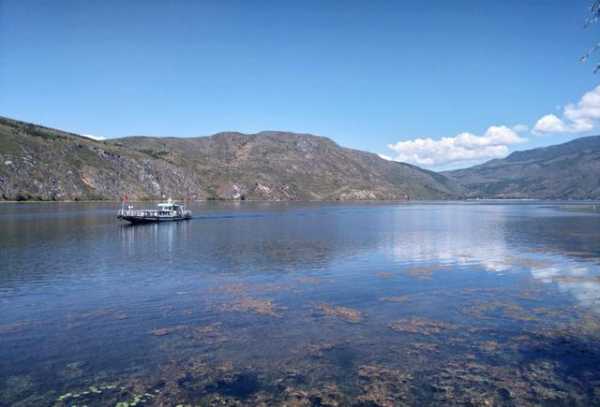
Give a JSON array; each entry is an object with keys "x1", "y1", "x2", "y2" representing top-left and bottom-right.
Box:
[{"x1": 139, "y1": 149, "x2": 169, "y2": 159}]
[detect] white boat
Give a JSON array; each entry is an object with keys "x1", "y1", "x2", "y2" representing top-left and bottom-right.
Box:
[{"x1": 117, "y1": 198, "x2": 192, "y2": 224}]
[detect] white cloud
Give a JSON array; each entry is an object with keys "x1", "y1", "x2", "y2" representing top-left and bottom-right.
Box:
[
  {"x1": 378, "y1": 153, "x2": 392, "y2": 161},
  {"x1": 385, "y1": 125, "x2": 526, "y2": 168},
  {"x1": 533, "y1": 84, "x2": 600, "y2": 134},
  {"x1": 533, "y1": 114, "x2": 570, "y2": 133},
  {"x1": 83, "y1": 134, "x2": 106, "y2": 141},
  {"x1": 512, "y1": 124, "x2": 529, "y2": 133}
]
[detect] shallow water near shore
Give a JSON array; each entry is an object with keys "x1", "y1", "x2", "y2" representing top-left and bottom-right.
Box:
[{"x1": 2, "y1": 201, "x2": 600, "y2": 406}]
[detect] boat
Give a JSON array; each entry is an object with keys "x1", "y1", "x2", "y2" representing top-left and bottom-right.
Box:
[{"x1": 118, "y1": 198, "x2": 192, "y2": 224}]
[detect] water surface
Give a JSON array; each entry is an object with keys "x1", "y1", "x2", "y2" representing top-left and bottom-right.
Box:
[{"x1": 2, "y1": 202, "x2": 600, "y2": 406}]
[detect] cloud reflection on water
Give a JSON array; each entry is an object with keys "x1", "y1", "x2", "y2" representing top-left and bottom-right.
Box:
[
  {"x1": 531, "y1": 264, "x2": 600, "y2": 310},
  {"x1": 386, "y1": 205, "x2": 600, "y2": 311}
]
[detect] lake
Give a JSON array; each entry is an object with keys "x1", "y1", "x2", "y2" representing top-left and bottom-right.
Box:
[{"x1": 2, "y1": 201, "x2": 600, "y2": 406}]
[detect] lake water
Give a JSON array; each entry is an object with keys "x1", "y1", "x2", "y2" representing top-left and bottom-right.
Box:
[{"x1": 2, "y1": 201, "x2": 600, "y2": 406}]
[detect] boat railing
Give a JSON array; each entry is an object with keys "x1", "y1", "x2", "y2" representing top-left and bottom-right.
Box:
[
  {"x1": 119, "y1": 208, "x2": 162, "y2": 217},
  {"x1": 118, "y1": 208, "x2": 192, "y2": 218}
]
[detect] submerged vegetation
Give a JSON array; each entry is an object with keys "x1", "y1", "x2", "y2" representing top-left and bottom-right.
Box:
[
  {"x1": 220, "y1": 297, "x2": 283, "y2": 317},
  {"x1": 6, "y1": 270, "x2": 600, "y2": 406},
  {"x1": 317, "y1": 304, "x2": 364, "y2": 324}
]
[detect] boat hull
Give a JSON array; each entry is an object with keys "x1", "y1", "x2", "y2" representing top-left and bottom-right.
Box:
[{"x1": 118, "y1": 215, "x2": 192, "y2": 224}]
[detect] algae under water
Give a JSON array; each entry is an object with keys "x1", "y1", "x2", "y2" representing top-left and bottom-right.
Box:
[{"x1": 2, "y1": 201, "x2": 600, "y2": 406}]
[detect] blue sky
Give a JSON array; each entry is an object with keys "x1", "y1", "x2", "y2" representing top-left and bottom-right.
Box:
[{"x1": 1, "y1": 0, "x2": 599, "y2": 170}]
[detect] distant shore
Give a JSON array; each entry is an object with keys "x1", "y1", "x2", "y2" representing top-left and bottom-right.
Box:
[{"x1": 3, "y1": 198, "x2": 600, "y2": 204}]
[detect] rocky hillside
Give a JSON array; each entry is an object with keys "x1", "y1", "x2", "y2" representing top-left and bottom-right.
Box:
[
  {"x1": 445, "y1": 136, "x2": 600, "y2": 199},
  {"x1": 0, "y1": 116, "x2": 461, "y2": 201}
]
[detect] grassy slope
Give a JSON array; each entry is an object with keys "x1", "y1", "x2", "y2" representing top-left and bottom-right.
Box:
[{"x1": 0, "y1": 116, "x2": 462, "y2": 201}]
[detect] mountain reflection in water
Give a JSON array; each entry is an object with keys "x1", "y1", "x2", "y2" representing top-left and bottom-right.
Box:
[{"x1": 2, "y1": 201, "x2": 600, "y2": 406}]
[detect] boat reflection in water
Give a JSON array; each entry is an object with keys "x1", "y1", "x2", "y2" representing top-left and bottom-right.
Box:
[{"x1": 119, "y1": 217, "x2": 192, "y2": 257}]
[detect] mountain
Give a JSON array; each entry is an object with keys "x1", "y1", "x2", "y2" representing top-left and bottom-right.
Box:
[
  {"x1": 0, "y1": 116, "x2": 461, "y2": 201},
  {"x1": 444, "y1": 136, "x2": 600, "y2": 199}
]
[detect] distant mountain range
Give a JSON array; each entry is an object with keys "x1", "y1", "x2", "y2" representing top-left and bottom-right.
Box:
[
  {"x1": 2, "y1": 116, "x2": 599, "y2": 201},
  {"x1": 445, "y1": 136, "x2": 600, "y2": 199},
  {"x1": 0, "y1": 116, "x2": 459, "y2": 201}
]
